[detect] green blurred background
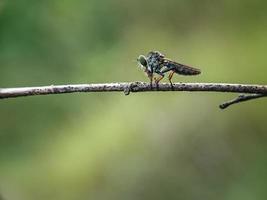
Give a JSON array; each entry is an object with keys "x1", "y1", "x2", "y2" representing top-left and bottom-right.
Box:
[{"x1": 1, "y1": 0, "x2": 267, "y2": 199}]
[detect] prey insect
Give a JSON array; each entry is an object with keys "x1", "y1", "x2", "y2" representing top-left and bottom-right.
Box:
[{"x1": 137, "y1": 51, "x2": 201, "y2": 88}]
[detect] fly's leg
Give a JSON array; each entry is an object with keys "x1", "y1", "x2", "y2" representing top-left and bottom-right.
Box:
[
  {"x1": 145, "y1": 70, "x2": 153, "y2": 89},
  {"x1": 160, "y1": 65, "x2": 176, "y2": 90},
  {"x1": 154, "y1": 75, "x2": 164, "y2": 84},
  {"x1": 154, "y1": 71, "x2": 164, "y2": 90},
  {"x1": 168, "y1": 70, "x2": 175, "y2": 90},
  {"x1": 148, "y1": 73, "x2": 153, "y2": 89}
]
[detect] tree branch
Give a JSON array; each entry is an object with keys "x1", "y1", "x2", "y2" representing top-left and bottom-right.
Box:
[{"x1": 1, "y1": 82, "x2": 267, "y2": 109}]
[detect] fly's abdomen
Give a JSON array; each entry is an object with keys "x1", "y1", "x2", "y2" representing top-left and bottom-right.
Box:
[{"x1": 165, "y1": 60, "x2": 201, "y2": 76}]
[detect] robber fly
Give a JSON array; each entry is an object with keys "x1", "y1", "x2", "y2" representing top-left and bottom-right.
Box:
[{"x1": 137, "y1": 51, "x2": 201, "y2": 87}]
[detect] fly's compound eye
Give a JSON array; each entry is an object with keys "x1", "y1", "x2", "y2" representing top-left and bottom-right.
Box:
[{"x1": 137, "y1": 55, "x2": 147, "y2": 67}]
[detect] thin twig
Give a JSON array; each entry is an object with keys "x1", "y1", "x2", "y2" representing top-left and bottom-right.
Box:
[
  {"x1": 1, "y1": 82, "x2": 267, "y2": 109},
  {"x1": 219, "y1": 94, "x2": 267, "y2": 109}
]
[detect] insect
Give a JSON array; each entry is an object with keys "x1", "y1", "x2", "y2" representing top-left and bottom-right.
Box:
[{"x1": 137, "y1": 51, "x2": 201, "y2": 87}]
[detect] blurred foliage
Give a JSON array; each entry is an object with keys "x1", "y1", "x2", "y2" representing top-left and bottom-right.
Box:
[{"x1": 1, "y1": 0, "x2": 267, "y2": 199}]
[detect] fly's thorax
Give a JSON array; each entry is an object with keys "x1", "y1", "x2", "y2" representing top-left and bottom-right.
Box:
[{"x1": 146, "y1": 51, "x2": 165, "y2": 72}]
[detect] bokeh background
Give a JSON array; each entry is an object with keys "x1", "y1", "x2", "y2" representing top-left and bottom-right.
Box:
[{"x1": 1, "y1": 0, "x2": 267, "y2": 199}]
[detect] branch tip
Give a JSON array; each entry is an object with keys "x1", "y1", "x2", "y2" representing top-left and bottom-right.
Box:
[{"x1": 219, "y1": 94, "x2": 267, "y2": 109}]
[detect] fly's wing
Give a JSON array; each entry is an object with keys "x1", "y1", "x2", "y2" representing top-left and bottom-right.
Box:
[{"x1": 163, "y1": 58, "x2": 201, "y2": 75}]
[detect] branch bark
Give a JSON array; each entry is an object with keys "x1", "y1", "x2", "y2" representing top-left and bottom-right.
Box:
[{"x1": 1, "y1": 82, "x2": 267, "y2": 109}]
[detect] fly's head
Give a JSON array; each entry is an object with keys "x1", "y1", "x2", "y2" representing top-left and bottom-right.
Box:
[{"x1": 137, "y1": 54, "x2": 151, "y2": 73}]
